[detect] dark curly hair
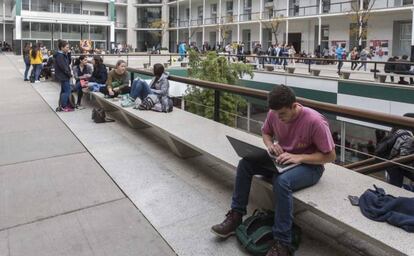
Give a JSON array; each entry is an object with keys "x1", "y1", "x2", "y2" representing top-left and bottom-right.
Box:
[{"x1": 268, "y1": 85, "x2": 296, "y2": 110}]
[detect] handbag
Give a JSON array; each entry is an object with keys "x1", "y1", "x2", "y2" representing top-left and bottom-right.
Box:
[
  {"x1": 91, "y1": 108, "x2": 115, "y2": 123},
  {"x1": 80, "y1": 79, "x2": 88, "y2": 88}
]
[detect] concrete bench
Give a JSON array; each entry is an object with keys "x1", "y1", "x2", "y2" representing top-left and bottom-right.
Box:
[
  {"x1": 286, "y1": 67, "x2": 295, "y2": 74},
  {"x1": 340, "y1": 71, "x2": 351, "y2": 79},
  {"x1": 143, "y1": 63, "x2": 150, "y2": 69},
  {"x1": 90, "y1": 91, "x2": 413, "y2": 256},
  {"x1": 376, "y1": 73, "x2": 414, "y2": 84}
]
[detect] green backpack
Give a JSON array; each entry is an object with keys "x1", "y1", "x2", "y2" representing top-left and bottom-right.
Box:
[{"x1": 235, "y1": 209, "x2": 301, "y2": 256}]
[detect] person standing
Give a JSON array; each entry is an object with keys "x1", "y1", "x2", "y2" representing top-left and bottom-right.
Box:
[
  {"x1": 54, "y1": 40, "x2": 73, "y2": 112},
  {"x1": 23, "y1": 43, "x2": 32, "y2": 81},
  {"x1": 211, "y1": 85, "x2": 336, "y2": 256},
  {"x1": 29, "y1": 44, "x2": 43, "y2": 83}
]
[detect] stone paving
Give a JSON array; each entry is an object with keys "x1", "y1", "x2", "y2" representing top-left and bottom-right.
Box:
[{"x1": 1, "y1": 54, "x2": 345, "y2": 255}]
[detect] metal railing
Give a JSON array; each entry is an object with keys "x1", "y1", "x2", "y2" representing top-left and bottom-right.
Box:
[{"x1": 100, "y1": 56, "x2": 414, "y2": 173}]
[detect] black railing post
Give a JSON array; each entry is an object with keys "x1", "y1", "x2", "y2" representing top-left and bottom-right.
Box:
[
  {"x1": 374, "y1": 62, "x2": 377, "y2": 79},
  {"x1": 149, "y1": 55, "x2": 152, "y2": 66},
  {"x1": 127, "y1": 55, "x2": 129, "y2": 66},
  {"x1": 283, "y1": 57, "x2": 287, "y2": 70},
  {"x1": 308, "y1": 58, "x2": 311, "y2": 73},
  {"x1": 130, "y1": 71, "x2": 134, "y2": 84},
  {"x1": 214, "y1": 90, "x2": 220, "y2": 122}
]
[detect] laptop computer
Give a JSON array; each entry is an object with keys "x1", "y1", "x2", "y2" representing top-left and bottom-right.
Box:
[{"x1": 227, "y1": 136, "x2": 299, "y2": 173}]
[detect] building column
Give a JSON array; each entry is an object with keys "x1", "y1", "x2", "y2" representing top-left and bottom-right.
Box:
[
  {"x1": 285, "y1": 0, "x2": 289, "y2": 44},
  {"x1": 259, "y1": 22, "x2": 262, "y2": 45},
  {"x1": 411, "y1": 8, "x2": 414, "y2": 61},
  {"x1": 218, "y1": 0, "x2": 222, "y2": 46},
  {"x1": 358, "y1": 0, "x2": 363, "y2": 47},
  {"x1": 318, "y1": 16, "x2": 321, "y2": 52},
  {"x1": 202, "y1": 0, "x2": 206, "y2": 47},
  {"x1": 162, "y1": 0, "x2": 169, "y2": 48},
  {"x1": 3, "y1": 1, "x2": 6, "y2": 43},
  {"x1": 109, "y1": 0, "x2": 115, "y2": 45},
  {"x1": 237, "y1": 0, "x2": 240, "y2": 43},
  {"x1": 188, "y1": 0, "x2": 192, "y2": 43},
  {"x1": 15, "y1": 0, "x2": 22, "y2": 54},
  {"x1": 177, "y1": 0, "x2": 179, "y2": 43}
]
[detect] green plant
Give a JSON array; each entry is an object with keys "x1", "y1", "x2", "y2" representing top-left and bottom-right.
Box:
[{"x1": 184, "y1": 50, "x2": 254, "y2": 126}]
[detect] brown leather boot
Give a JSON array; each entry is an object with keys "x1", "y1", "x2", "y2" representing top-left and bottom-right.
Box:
[
  {"x1": 211, "y1": 210, "x2": 243, "y2": 238},
  {"x1": 266, "y1": 240, "x2": 292, "y2": 256}
]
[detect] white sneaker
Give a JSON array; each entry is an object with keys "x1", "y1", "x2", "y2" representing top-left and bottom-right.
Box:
[{"x1": 34, "y1": 80, "x2": 40, "y2": 83}]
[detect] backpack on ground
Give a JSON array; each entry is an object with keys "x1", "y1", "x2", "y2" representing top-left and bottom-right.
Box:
[
  {"x1": 91, "y1": 108, "x2": 115, "y2": 123},
  {"x1": 235, "y1": 209, "x2": 301, "y2": 256}
]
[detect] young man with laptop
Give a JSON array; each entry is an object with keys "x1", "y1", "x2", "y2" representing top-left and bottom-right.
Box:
[{"x1": 211, "y1": 85, "x2": 336, "y2": 256}]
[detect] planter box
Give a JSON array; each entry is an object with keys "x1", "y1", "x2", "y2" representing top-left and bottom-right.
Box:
[
  {"x1": 286, "y1": 67, "x2": 295, "y2": 74},
  {"x1": 310, "y1": 69, "x2": 321, "y2": 76},
  {"x1": 264, "y1": 65, "x2": 274, "y2": 71},
  {"x1": 341, "y1": 72, "x2": 351, "y2": 79},
  {"x1": 377, "y1": 74, "x2": 387, "y2": 83},
  {"x1": 181, "y1": 62, "x2": 188, "y2": 68}
]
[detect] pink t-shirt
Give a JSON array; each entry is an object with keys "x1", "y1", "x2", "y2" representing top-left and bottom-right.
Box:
[{"x1": 261, "y1": 106, "x2": 335, "y2": 155}]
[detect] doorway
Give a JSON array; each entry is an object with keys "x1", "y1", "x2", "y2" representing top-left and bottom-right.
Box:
[{"x1": 288, "y1": 32, "x2": 301, "y2": 52}]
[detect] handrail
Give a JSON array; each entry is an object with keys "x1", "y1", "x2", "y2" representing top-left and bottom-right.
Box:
[
  {"x1": 104, "y1": 63, "x2": 414, "y2": 130},
  {"x1": 353, "y1": 154, "x2": 414, "y2": 174}
]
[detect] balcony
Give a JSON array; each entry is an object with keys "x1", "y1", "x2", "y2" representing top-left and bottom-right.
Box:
[
  {"x1": 204, "y1": 17, "x2": 219, "y2": 25},
  {"x1": 179, "y1": 20, "x2": 189, "y2": 27},
  {"x1": 191, "y1": 18, "x2": 203, "y2": 26},
  {"x1": 221, "y1": 15, "x2": 238, "y2": 23},
  {"x1": 135, "y1": 0, "x2": 163, "y2": 4},
  {"x1": 239, "y1": 12, "x2": 260, "y2": 22},
  {"x1": 289, "y1": 4, "x2": 319, "y2": 17},
  {"x1": 169, "y1": 19, "x2": 178, "y2": 28},
  {"x1": 22, "y1": 4, "x2": 107, "y2": 16}
]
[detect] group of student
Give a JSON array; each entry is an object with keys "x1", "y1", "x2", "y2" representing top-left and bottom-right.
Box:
[
  {"x1": 53, "y1": 40, "x2": 170, "y2": 112},
  {"x1": 22, "y1": 43, "x2": 54, "y2": 83}
]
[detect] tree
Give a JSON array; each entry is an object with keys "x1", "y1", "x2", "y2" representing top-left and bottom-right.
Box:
[
  {"x1": 218, "y1": 17, "x2": 234, "y2": 46},
  {"x1": 348, "y1": 0, "x2": 376, "y2": 49},
  {"x1": 149, "y1": 19, "x2": 168, "y2": 48},
  {"x1": 262, "y1": 14, "x2": 284, "y2": 45},
  {"x1": 184, "y1": 50, "x2": 254, "y2": 126}
]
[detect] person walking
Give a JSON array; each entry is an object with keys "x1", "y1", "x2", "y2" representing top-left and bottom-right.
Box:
[
  {"x1": 336, "y1": 44, "x2": 345, "y2": 74},
  {"x1": 357, "y1": 47, "x2": 369, "y2": 71},
  {"x1": 350, "y1": 47, "x2": 359, "y2": 70}
]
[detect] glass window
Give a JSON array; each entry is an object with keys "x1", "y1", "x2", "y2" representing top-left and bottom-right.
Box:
[
  {"x1": 226, "y1": 1, "x2": 233, "y2": 11},
  {"x1": 90, "y1": 26, "x2": 107, "y2": 40},
  {"x1": 22, "y1": 22, "x2": 30, "y2": 38},
  {"x1": 22, "y1": 0, "x2": 30, "y2": 10}
]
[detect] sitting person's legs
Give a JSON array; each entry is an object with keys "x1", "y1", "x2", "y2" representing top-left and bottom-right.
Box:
[
  {"x1": 272, "y1": 164, "x2": 323, "y2": 246},
  {"x1": 130, "y1": 79, "x2": 152, "y2": 100},
  {"x1": 75, "y1": 81, "x2": 83, "y2": 106}
]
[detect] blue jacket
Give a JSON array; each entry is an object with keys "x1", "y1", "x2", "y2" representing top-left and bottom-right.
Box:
[
  {"x1": 336, "y1": 47, "x2": 344, "y2": 60},
  {"x1": 53, "y1": 51, "x2": 71, "y2": 81},
  {"x1": 179, "y1": 43, "x2": 186, "y2": 55},
  {"x1": 359, "y1": 185, "x2": 414, "y2": 232}
]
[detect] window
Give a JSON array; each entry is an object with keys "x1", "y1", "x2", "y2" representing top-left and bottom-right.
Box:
[
  {"x1": 186, "y1": 8, "x2": 190, "y2": 20},
  {"x1": 322, "y1": 0, "x2": 330, "y2": 13},
  {"x1": 22, "y1": 22, "x2": 30, "y2": 38},
  {"x1": 243, "y1": 0, "x2": 252, "y2": 9},
  {"x1": 349, "y1": 23, "x2": 367, "y2": 50},
  {"x1": 399, "y1": 22, "x2": 411, "y2": 56},
  {"x1": 198, "y1": 6, "x2": 203, "y2": 19},
  {"x1": 226, "y1": 1, "x2": 233, "y2": 11}
]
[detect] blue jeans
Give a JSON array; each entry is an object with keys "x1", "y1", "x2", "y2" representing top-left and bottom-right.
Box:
[
  {"x1": 24, "y1": 59, "x2": 30, "y2": 80},
  {"x1": 33, "y1": 64, "x2": 42, "y2": 81},
  {"x1": 88, "y1": 82, "x2": 106, "y2": 92},
  {"x1": 231, "y1": 159, "x2": 324, "y2": 245},
  {"x1": 130, "y1": 79, "x2": 152, "y2": 100},
  {"x1": 60, "y1": 80, "x2": 71, "y2": 108}
]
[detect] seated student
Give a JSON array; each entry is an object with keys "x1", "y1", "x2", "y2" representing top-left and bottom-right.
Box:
[
  {"x1": 72, "y1": 55, "x2": 93, "y2": 107},
  {"x1": 376, "y1": 113, "x2": 414, "y2": 188},
  {"x1": 384, "y1": 57, "x2": 396, "y2": 83},
  {"x1": 211, "y1": 85, "x2": 336, "y2": 256},
  {"x1": 100, "y1": 59, "x2": 130, "y2": 97},
  {"x1": 121, "y1": 63, "x2": 169, "y2": 108},
  {"x1": 87, "y1": 56, "x2": 108, "y2": 92}
]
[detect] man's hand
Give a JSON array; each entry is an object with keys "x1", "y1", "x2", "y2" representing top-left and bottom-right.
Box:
[
  {"x1": 108, "y1": 89, "x2": 114, "y2": 96},
  {"x1": 276, "y1": 152, "x2": 302, "y2": 165},
  {"x1": 267, "y1": 142, "x2": 284, "y2": 156}
]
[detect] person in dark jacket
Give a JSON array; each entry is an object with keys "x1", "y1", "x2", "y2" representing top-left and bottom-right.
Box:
[
  {"x1": 394, "y1": 55, "x2": 413, "y2": 85},
  {"x1": 23, "y1": 42, "x2": 31, "y2": 81},
  {"x1": 384, "y1": 57, "x2": 396, "y2": 83},
  {"x1": 54, "y1": 40, "x2": 73, "y2": 112},
  {"x1": 88, "y1": 56, "x2": 108, "y2": 92}
]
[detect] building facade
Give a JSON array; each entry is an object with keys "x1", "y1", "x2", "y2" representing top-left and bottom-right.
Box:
[{"x1": 2, "y1": 0, "x2": 414, "y2": 56}]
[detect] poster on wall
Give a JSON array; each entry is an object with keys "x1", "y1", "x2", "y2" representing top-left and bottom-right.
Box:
[
  {"x1": 80, "y1": 39, "x2": 92, "y2": 52},
  {"x1": 369, "y1": 40, "x2": 389, "y2": 60}
]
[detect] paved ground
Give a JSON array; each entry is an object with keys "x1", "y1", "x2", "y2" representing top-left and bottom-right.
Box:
[{"x1": 2, "y1": 54, "x2": 345, "y2": 255}]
